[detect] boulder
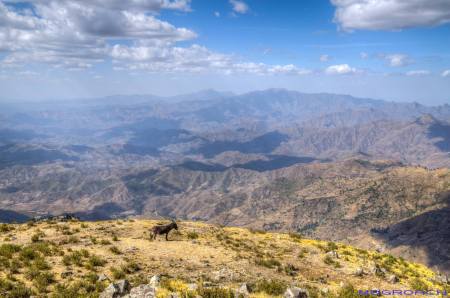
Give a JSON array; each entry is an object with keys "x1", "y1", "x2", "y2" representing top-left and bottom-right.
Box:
[
  {"x1": 116, "y1": 280, "x2": 131, "y2": 295},
  {"x1": 98, "y1": 274, "x2": 110, "y2": 282},
  {"x1": 237, "y1": 283, "x2": 250, "y2": 296},
  {"x1": 126, "y1": 284, "x2": 156, "y2": 298},
  {"x1": 149, "y1": 275, "x2": 160, "y2": 287},
  {"x1": 435, "y1": 274, "x2": 449, "y2": 284},
  {"x1": 387, "y1": 274, "x2": 399, "y2": 283},
  {"x1": 187, "y1": 283, "x2": 198, "y2": 291},
  {"x1": 353, "y1": 267, "x2": 364, "y2": 277},
  {"x1": 100, "y1": 283, "x2": 120, "y2": 298},
  {"x1": 214, "y1": 268, "x2": 234, "y2": 281},
  {"x1": 326, "y1": 251, "x2": 339, "y2": 259},
  {"x1": 284, "y1": 287, "x2": 309, "y2": 298}
]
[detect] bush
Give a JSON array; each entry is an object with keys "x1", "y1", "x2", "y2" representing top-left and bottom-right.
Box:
[
  {"x1": 100, "y1": 239, "x2": 111, "y2": 245},
  {"x1": 409, "y1": 278, "x2": 429, "y2": 291},
  {"x1": 19, "y1": 247, "x2": 39, "y2": 262},
  {"x1": 289, "y1": 232, "x2": 302, "y2": 241},
  {"x1": 197, "y1": 287, "x2": 234, "y2": 298},
  {"x1": 63, "y1": 251, "x2": 84, "y2": 267},
  {"x1": 337, "y1": 284, "x2": 360, "y2": 298},
  {"x1": 326, "y1": 242, "x2": 338, "y2": 252},
  {"x1": 187, "y1": 232, "x2": 199, "y2": 240},
  {"x1": 109, "y1": 246, "x2": 122, "y2": 255},
  {"x1": 87, "y1": 255, "x2": 107, "y2": 268},
  {"x1": 323, "y1": 255, "x2": 341, "y2": 268},
  {"x1": 112, "y1": 235, "x2": 119, "y2": 241},
  {"x1": 255, "y1": 257, "x2": 282, "y2": 269},
  {"x1": 0, "y1": 278, "x2": 32, "y2": 298},
  {"x1": 0, "y1": 224, "x2": 14, "y2": 233},
  {"x1": 110, "y1": 267, "x2": 126, "y2": 279},
  {"x1": 0, "y1": 244, "x2": 22, "y2": 258},
  {"x1": 251, "y1": 279, "x2": 286, "y2": 296},
  {"x1": 33, "y1": 272, "x2": 55, "y2": 293}
]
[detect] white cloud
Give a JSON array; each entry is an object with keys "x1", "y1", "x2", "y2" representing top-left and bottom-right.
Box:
[
  {"x1": 383, "y1": 54, "x2": 412, "y2": 67},
  {"x1": 320, "y1": 54, "x2": 331, "y2": 62},
  {"x1": 229, "y1": 0, "x2": 249, "y2": 14},
  {"x1": 360, "y1": 52, "x2": 368, "y2": 59},
  {"x1": 442, "y1": 70, "x2": 450, "y2": 77},
  {"x1": 406, "y1": 70, "x2": 431, "y2": 76},
  {"x1": 0, "y1": 1, "x2": 196, "y2": 69},
  {"x1": 111, "y1": 44, "x2": 311, "y2": 76},
  {"x1": 268, "y1": 64, "x2": 312, "y2": 75},
  {"x1": 214, "y1": 11, "x2": 220, "y2": 17},
  {"x1": 0, "y1": 0, "x2": 311, "y2": 77},
  {"x1": 331, "y1": 0, "x2": 450, "y2": 31},
  {"x1": 325, "y1": 64, "x2": 358, "y2": 75}
]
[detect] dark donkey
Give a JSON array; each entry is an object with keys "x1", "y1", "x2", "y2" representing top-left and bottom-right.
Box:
[{"x1": 151, "y1": 220, "x2": 178, "y2": 241}]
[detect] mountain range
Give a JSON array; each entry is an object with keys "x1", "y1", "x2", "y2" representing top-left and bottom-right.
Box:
[{"x1": 0, "y1": 89, "x2": 449, "y2": 273}]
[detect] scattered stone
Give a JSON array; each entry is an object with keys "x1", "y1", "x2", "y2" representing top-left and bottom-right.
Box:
[
  {"x1": 284, "y1": 287, "x2": 309, "y2": 298},
  {"x1": 100, "y1": 283, "x2": 120, "y2": 298},
  {"x1": 387, "y1": 274, "x2": 399, "y2": 283},
  {"x1": 326, "y1": 251, "x2": 339, "y2": 259},
  {"x1": 126, "y1": 284, "x2": 156, "y2": 298},
  {"x1": 435, "y1": 274, "x2": 449, "y2": 284},
  {"x1": 237, "y1": 283, "x2": 250, "y2": 296},
  {"x1": 187, "y1": 283, "x2": 198, "y2": 291},
  {"x1": 353, "y1": 267, "x2": 364, "y2": 277},
  {"x1": 126, "y1": 246, "x2": 139, "y2": 253},
  {"x1": 214, "y1": 268, "x2": 234, "y2": 281},
  {"x1": 116, "y1": 279, "x2": 131, "y2": 295},
  {"x1": 369, "y1": 265, "x2": 386, "y2": 277},
  {"x1": 98, "y1": 274, "x2": 110, "y2": 282},
  {"x1": 149, "y1": 275, "x2": 160, "y2": 287}
]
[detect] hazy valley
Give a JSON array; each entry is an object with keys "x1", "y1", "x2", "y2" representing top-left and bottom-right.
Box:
[{"x1": 1, "y1": 89, "x2": 450, "y2": 276}]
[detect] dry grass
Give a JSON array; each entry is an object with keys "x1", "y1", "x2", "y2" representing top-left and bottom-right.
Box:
[{"x1": 0, "y1": 219, "x2": 445, "y2": 297}]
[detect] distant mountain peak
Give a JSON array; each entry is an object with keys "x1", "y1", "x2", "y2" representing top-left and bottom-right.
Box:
[{"x1": 415, "y1": 113, "x2": 439, "y2": 126}]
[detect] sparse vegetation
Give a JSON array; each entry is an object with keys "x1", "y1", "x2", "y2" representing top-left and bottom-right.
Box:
[{"x1": 0, "y1": 219, "x2": 443, "y2": 297}]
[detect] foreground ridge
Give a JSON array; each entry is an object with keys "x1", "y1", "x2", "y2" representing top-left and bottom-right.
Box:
[{"x1": 0, "y1": 219, "x2": 448, "y2": 297}]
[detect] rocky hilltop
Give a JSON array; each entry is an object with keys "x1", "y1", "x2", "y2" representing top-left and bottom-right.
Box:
[{"x1": 0, "y1": 219, "x2": 449, "y2": 297}]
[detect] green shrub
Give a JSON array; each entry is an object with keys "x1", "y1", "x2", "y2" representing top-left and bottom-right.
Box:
[
  {"x1": 409, "y1": 278, "x2": 429, "y2": 291},
  {"x1": 0, "y1": 244, "x2": 21, "y2": 258},
  {"x1": 110, "y1": 267, "x2": 126, "y2": 279},
  {"x1": 187, "y1": 232, "x2": 199, "y2": 239},
  {"x1": 326, "y1": 242, "x2": 338, "y2": 252},
  {"x1": 33, "y1": 257, "x2": 51, "y2": 271},
  {"x1": 289, "y1": 232, "x2": 302, "y2": 241},
  {"x1": 33, "y1": 271, "x2": 55, "y2": 293},
  {"x1": 112, "y1": 235, "x2": 119, "y2": 241},
  {"x1": 323, "y1": 255, "x2": 341, "y2": 268},
  {"x1": 337, "y1": 284, "x2": 359, "y2": 298},
  {"x1": 62, "y1": 251, "x2": 84, "y2": 267},
  {"x1": 87, "y1": 255, "x2": 107, "y2": 268},
  {"x1": 197, "y1": 287, "x2": 234, "y2": 298},
  {"x1": 109, "y1": 246, "x2": 122, "y2": 255},
  {"x1": 0, "y1": 224, "x2": 14, "y2": 233},
  {"x1": 251, "y1": 279, "x2": 286, "y2": 296},
  {"x1": 255, "y1": 257, "x2": 282, "y2": 269},
  {"x1": 0, "y1": 278, "x2": 32, "y2": 298},
  {"x1": 19, "y1": 247, "x2": 39, "y2": 262}
]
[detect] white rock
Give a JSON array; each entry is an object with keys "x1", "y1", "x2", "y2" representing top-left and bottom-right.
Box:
[{"x1": 284, "y1": 287, "x2": 309, "y2": 298}]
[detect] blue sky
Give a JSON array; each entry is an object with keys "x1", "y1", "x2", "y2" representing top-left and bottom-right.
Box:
[{"x1": 1, "y1": 0, "x2": 450, "y2": 104}]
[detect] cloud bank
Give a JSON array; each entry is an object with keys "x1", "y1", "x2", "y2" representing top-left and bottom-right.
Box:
[{"x1": 331, "y1": 0, "x2": 450, "y2": 30}]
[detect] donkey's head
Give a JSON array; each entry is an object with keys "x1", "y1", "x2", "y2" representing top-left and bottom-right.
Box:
[{"x1": 171, "y1": 220, "x2": 178, "y2": 230}]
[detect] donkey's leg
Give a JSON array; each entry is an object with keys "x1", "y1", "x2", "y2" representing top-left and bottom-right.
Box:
[{"x1": 166, "y1": 232, "x2": 169, "y2": 241}]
